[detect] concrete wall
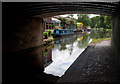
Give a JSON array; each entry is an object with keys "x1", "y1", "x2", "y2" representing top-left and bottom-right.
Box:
[
  {"x1": 3, "y1": 17, "x2": 44, "y2": 54},
  {"x1": 111, "y1": 10, "x2": 120, "y2": 66}
]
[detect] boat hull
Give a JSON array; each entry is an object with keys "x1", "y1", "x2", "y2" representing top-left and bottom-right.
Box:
[{"x1": 53, "y1": 29, "x2": 74, "y2": 37}]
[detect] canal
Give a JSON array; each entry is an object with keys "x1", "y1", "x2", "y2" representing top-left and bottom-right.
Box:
[
  {"x1": 39, "y1": 29, "x2": 111, "y2": 81},
  {"x1": 44, "y1": 32, "x2": 92, "y2": 77},
  {"x1": 5, "y1": 29, "x2": 111, "y2": 83}
]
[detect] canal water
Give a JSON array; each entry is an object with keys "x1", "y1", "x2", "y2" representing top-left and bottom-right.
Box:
[
  {"x1": 43, "y1": 29, "x2": 111, "y2": 77},
  {"x1": 44, "y1": 32, "x2": 92, "y2": 77}
]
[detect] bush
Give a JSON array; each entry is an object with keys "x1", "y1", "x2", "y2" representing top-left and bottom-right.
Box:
[
  {"x1": 105, "y1": 29, "x2": 111, "y2": 32},
  {"x1": 92, "y1": 28, "x2": 97, "y2": 30},
  {"x1": 99, "y1": 27, "x2": 104, "y2": 31},
  {"x1": 43, "y1": 32, "x2": 48, "y2": 39},
  {"x1": 48, "y1": 30, "x2": 52, "y2": 37}
]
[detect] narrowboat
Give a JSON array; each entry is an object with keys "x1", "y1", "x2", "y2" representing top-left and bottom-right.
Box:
[{"x1": 53, "y1": 29, "x2": 74, "y2": 37}]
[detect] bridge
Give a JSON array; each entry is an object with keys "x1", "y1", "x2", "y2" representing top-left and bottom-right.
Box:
[
  {"x1": 2, "y1": 1, "x2": 120, "y2": 83},
  {"x1": 3, "y1": 2, "x2": 120, "y2": 18}
]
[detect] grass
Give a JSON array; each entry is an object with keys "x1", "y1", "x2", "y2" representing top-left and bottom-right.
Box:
[{"x1": 91, "y1": 38, "x2": 111, "y2": 43}]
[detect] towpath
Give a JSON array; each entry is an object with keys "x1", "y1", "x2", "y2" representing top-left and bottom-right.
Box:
[{"x1": 56, "y1": 39, "x2": 120, "y2": 83}]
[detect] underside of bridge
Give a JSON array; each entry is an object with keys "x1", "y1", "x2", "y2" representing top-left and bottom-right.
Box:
[
  {"x1": 3, "y1": 2, "x2": 120, "y2": 18},
  {"x1": 2, "y1": 2, "x2": 120, "y2": 83}
]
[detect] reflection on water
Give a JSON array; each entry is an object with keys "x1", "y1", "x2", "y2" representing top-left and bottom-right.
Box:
[
  {"x1": 44, "y1": 32, "x2": 92, "y2": 77},
  {"x1": 90, "y1": 30, "x2": 111, "y2": 39},
  {"x1": 43, "y1": 45, "x2": 53, "y2": 68},
  {"x1": 43, "y1": 30, "x2": 111, "y2": 77}
]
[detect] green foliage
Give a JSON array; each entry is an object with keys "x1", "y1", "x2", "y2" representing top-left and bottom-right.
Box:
[
  {"x1": 92, "y1": 28, "x2": 97, "y2": 30},
  {"x1": 69, "y1": 20, "x2": 75, "y2": 25},
  {"x1": 99, "y1": 27, "x2": 104, "y2": 31},
  {"x1": 104, "y1": 16, "x2": 111, "y2": 29},
  {"x1": 77, "y1": 33, "x2": 90, "y2": 48},
  {"x1": 43, "y1": 32, "x2": 48, "y2": 39},
  {"x1": 48, "y1": 30, "x2": 52, "y2": 33},
  {"x1": 90, "y1": 16, "x2": 100, "y2": 28},
  {"x1": 47, "y1": 24, "x2": 53, "y2": 27},
  {"x1": 105, "y1": 29, "x2": 111, "y2": 32},
  {"x1": 68, "y1": 14, "x2": 74, "y2": 19},
  {"x1": 43, "y1": 49, "x2": 48, "y2": 56},
  {"x1": 43, "y1": 45, "x2": 54, "y2": 56},
  {"x1": 90, "y1": 15, "x2": 111, "y2": 29},
  {"x1": 90, "y1": 29, "x2": 111, "y2": 44},
  {"x1": 47, "y1": 30, "x2": 52, "y2": 37},
  {"x1": 57, "y1": 16, "x2": 77, "y2": 29},
  {"x1": 92, "y1": 27, "x2": 111, "y2": 32},
  {"x1": 91, "y1": 38, "x2": 110, "y2": 43},
  {"x1": 100, "y1": 15, "x2": 106, "y2": 28},
  {"x1": 77, "y1": 14, "x2": 91, "y2": 26},
  {"x1": 48, "y1": 24, "x2": 53, "y2": 27},
  {"x1": 43, "y1": 30, "x2": 54, "y2": 40},
  {"x1": 43, "y1": 32, "x2": 48, "y2": 36},
  {"x1": 58, "y1": 17, "x2": 67, "y2": 24},
  {"x1": 51, "y1": 36, "x2": 54, "y2": 40}
]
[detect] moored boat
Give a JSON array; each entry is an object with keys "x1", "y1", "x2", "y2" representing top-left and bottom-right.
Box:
[{"x1": 53, "y1": 29, "x2": 74, "y2": 37}]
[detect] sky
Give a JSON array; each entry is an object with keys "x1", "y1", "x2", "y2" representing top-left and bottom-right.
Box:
[{"x1": 58, "y1": 14, "x2": 100, "y2": 19}]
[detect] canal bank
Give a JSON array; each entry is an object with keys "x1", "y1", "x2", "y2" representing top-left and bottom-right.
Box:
[{"x1": 56, "y1": 39, "x2": 120, "y2": 83}]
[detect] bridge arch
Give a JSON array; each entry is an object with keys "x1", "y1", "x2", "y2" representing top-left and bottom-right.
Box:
[
  {"x1": 3, "y1": 2, "x2": 119, "y2": 18},
  {"x1": 2, "y1": 2, "x2": 120, "y2": 83}
]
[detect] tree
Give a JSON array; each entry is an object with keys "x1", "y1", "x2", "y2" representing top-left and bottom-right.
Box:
[
  {"x1": 67, "y1": 14, "x2": 77, "y2": 25},
  {"x1": 100, "y1": 15, "x2": 105, "y2": 28},
  {"x1": 65, "y1": 15, "x2": 77, "y2": 29},
  {"x1": 90, "y1": 16, "x2": 100, "y2": 28},
  {"x1": 68, "y1": 14, "x2": 74, "y2": 19},
  {"x1": 77, "y1": 14, "x2": 91, "y2": 26},
  {"x1": 104, "y1": 16, "x2": 111, "y2": 29},
  {"x1": 57, "y1": 16, "x2": 67, "y2": 24},
  {"x1": 90, "y1": 15, "x2": 111, "y2": 29}
]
